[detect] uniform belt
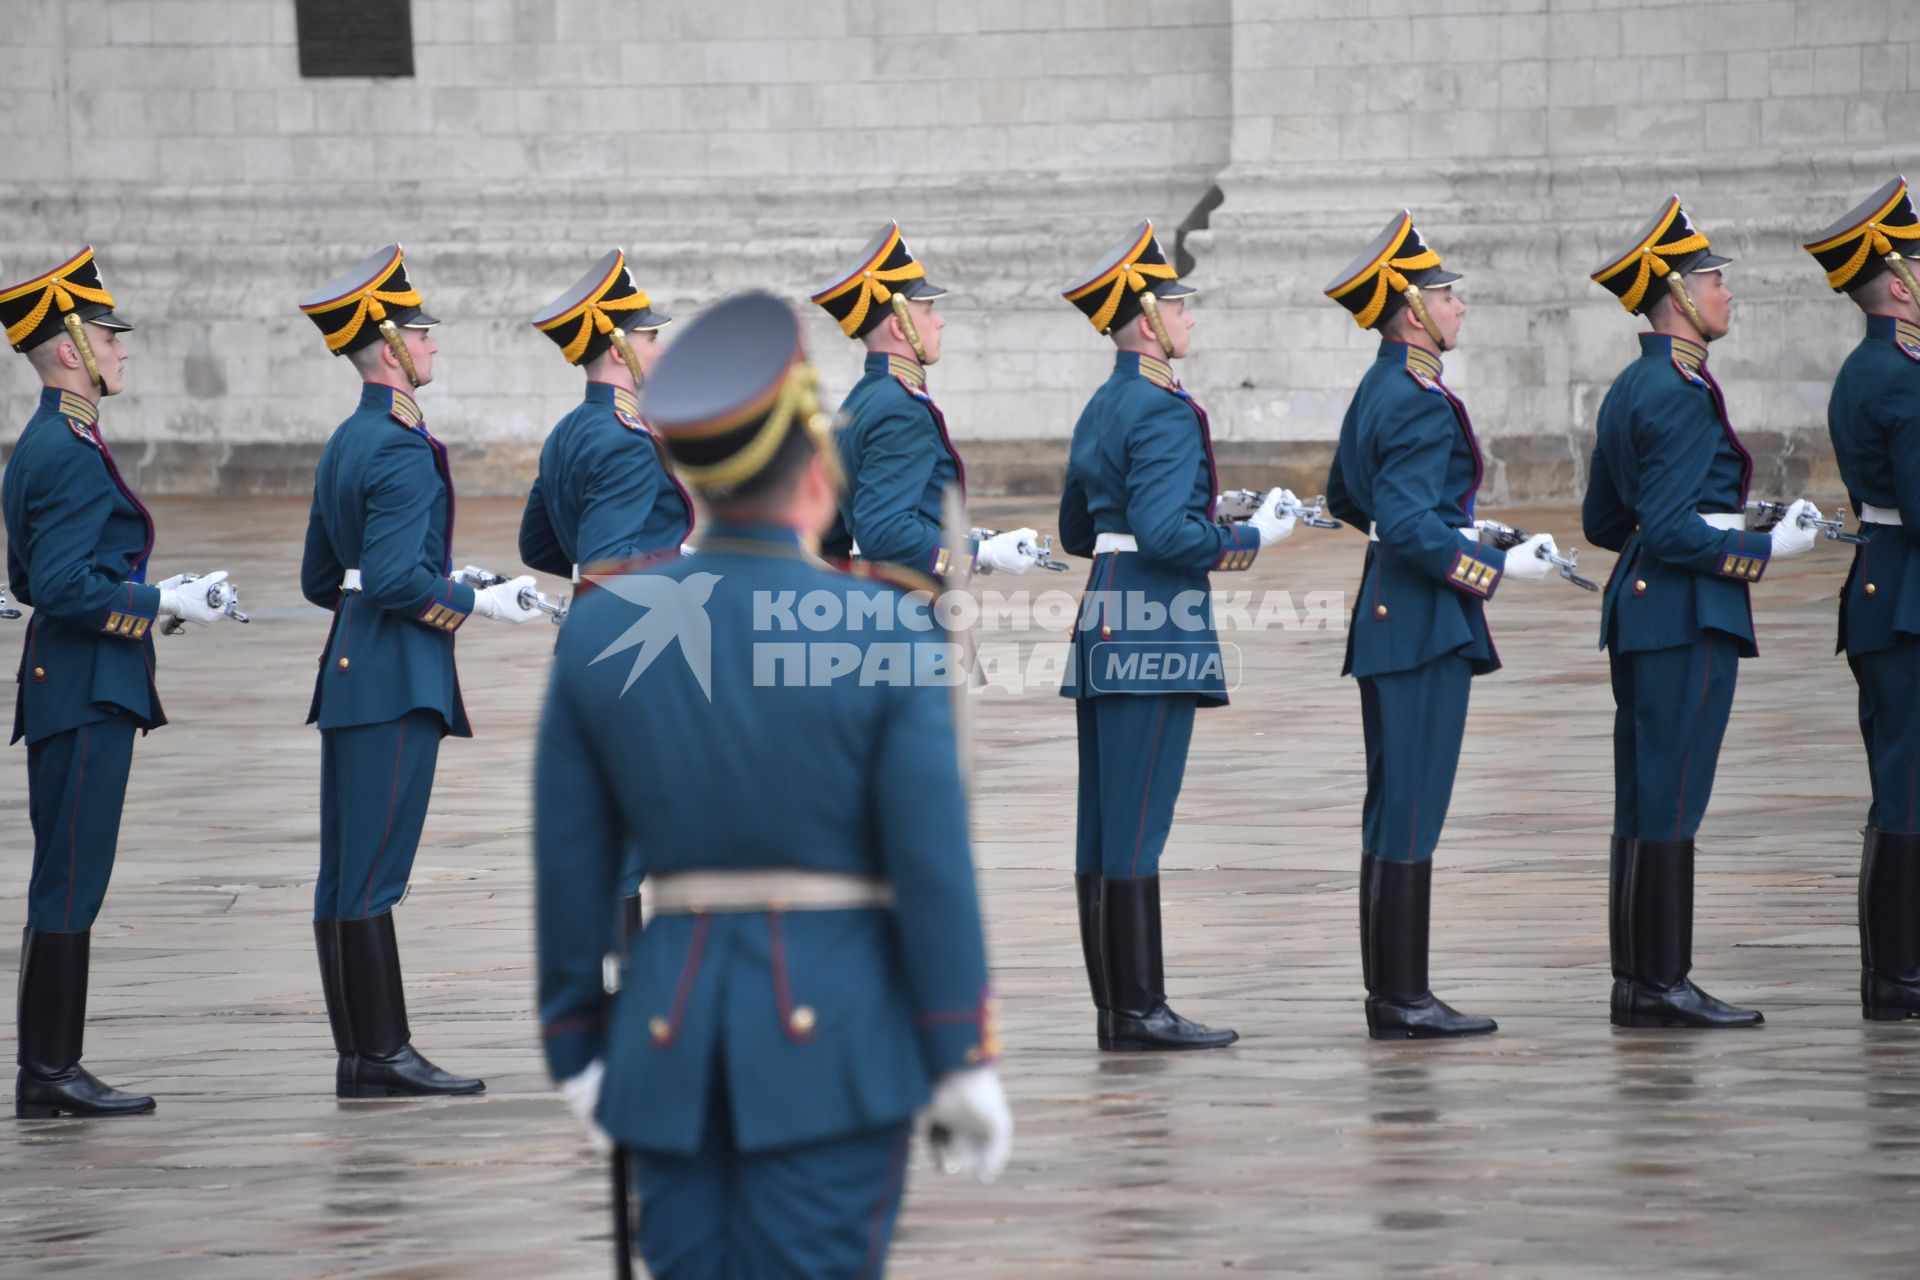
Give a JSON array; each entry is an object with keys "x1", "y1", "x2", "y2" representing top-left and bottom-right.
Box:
[
  {"x1": 1699, "y1": 512, "x2": 1747, "y2": 531},
  {"x1": 1094, "y1": 532, "x2": 1138, "y2": 554},
  {"x1": 1368, "y1": 523, "x2": 1478, "y2": 542},
  {"x1": 341, "y1": 568, "x2": 362, "y2": 592},
  {"x1": 647, "y1": 870, "x2": 896, "y2": 915},
  {"x1": 1858, "y1": 503, "x2": 1902, "y2": 526}
]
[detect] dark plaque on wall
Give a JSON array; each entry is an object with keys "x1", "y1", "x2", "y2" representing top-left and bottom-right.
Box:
[{"x1": 294, "y1": 0, "x2": 415, "y2": 78}]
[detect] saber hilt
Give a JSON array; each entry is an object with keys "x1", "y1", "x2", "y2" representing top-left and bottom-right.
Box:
[
  {"x1": 1216, "y1": 489, "x2": 1342, "y2": 529},
  {"x1": 160, "y1": 575, "x2": 251, "y2": 635},
  {"x1": 970, "y1": 528, "x2": 1070, "y2": 571},
  {"x1": 1475, "y1": 520, "x2": 1601, "y2": 592},
  {"x1": 1747, "y1": 500, "x2": 1866, "y2": 545},
  {"x1": 457, "y1": 567, "x2": 570, "y2": 624}
]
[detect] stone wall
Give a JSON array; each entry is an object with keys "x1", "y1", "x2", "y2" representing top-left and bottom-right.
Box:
[{"x1": 2, "y1": 0, "x2": 1915, "y2": 499}]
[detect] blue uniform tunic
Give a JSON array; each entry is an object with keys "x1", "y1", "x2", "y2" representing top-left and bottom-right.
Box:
[
  {"x1": 518, "y1": 380, "x2": 695, "y2": 579},
  {"x1": 1828, "y1": 315, "x2": 1920, "y2": 833},
  {"x1": 1326, "y1": 341, "x2": 1510, "y2": 864},
  {"x1": 300, "y1": 384, "x2": 475, "y2": 920},
  {"x1": 5, "y1": 387, "x2": 160, "y2": 931},
  {"x1": 1583, "y1": 333, "x2": 1775, "y2": 841},
  {"x1": 534, "y1": 523, "x2": 994, "y2": 1277},
  {"x1": 1058, "y1": 351, "x2": 1261, "y2": 879},
  {"x1": 825, "y1": 352, "x2": 970, "y2": 577}
]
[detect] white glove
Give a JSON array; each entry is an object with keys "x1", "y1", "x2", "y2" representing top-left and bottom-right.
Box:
[
  {"x1": 452, "y1": 565, "x2": 494, "y2": 588},
  {"x1": 1499, "y1": 533, "x2": 1557, "y2": 582},
  {"x1": 1247, "y1": 487, "x2": 1298, "y2": 546},
  {"x1": 158, "y1": 570, "x2": 230, "y2": 624},
  {"x1": 975, "y1": 528, "x2": 1039, "y2": 576},
  {"x1": 1768, "y1": 498, "x2": 1819, "y2": 559},
  {"x1": 153, "y1": 572, "x2": 196, "y2": 592},
  {"x1": 471, "y1": 575, "x2": 543, "y2": 624},
  {"x1": 680, "y1": 544, "x2": 696, "y2": 557},
  {"x1": 559, "y1": 1060, "x2": 613, "y2": 1156},
  {"x1": 918, "y1": 1066, "x2": 1012, "y2": 1185}
]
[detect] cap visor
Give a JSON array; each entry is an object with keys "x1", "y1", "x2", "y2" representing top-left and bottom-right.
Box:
[
  {"x1": 1424, "y1": 268, "x2": 1462, "y2": 287},
  {"x1": 401, "y1": 308, "x2": 440, "y2": 328},
  {"x1": 1688, "y1": 252, "x2": 1731, "y2": 273},
  {"x1": 1151, "y1": 280, "x2": 1197, "y2": 300},
  {"x1": 89, "y1": 310, "x2": 134, "y2": 332}
]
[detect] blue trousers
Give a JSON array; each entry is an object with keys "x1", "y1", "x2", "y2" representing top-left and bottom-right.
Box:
[
  {"x1": 315, "y1": 710, "x2": 443, "y2": 921},
  {"x1": 1073, "y1": 693, "x2": 1197, "y2": 879},
  {"x1": 1357, "y1": 656, "x2": 1472, "y2": 863},
  {"x1": 24, "y1": 713, "x2": 138, "y2": 932},
  {"x1": 633, "y1": 1091, "x2": 912, "y2": 1280},
  {"x1": 1609, "y1": 636, "x2": 1740, "y2": 841},
  {"x1": 1850, "y1": 636, "x2": 1920, "y2": 835}
]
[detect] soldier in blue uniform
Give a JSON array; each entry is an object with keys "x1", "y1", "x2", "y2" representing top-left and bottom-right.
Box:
[
  {"x1": 1583, "y1": 198, "x2": 1820, "y2": 1028},
  {"x1": 1804, "y1": 177, "x2": 1920, "y2": 1020},
  {"x1": 297, "y1": 245, "x2": 546, "y2": 1097},
  {"x1": 811, "y1": 222, "x2": 1039, "y2": 578},
  {"x1": 535, "y1": 291, "x2": 1011, "y2": 1279},
  {"x1": 1322, "y1": 212, "x2": 1562, "y2": 1039},
  {"x1": 1058, "y1": 219, "x2": 1295, "y2": 1051},
  {"x1": 524, "y1": 249, "x2": 695, "y2": 944},
  {"x1": 3, "y1": 248, "x2": 237, "y2": 1117}
]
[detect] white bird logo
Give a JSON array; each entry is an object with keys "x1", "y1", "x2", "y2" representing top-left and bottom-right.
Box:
[{"x1": 586, "y1": 572, "x2": 722, "y2": 700}]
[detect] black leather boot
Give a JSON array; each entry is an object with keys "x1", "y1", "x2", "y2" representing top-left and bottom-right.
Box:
[
  {"x1": 15, "y1": 928, "x2": 155, "y2": 1118},
  {"x1": 1608, "y1": 835, "x2": 1633, "y2": 991},
  {"x1": 336, "y1": 912, "x2": 485, "y2": 1098},
  {"x1": 1358, "y1": 851, "x2": 1376, "y2": 992},
  {"x1": 1074, "y1": 873, "x2": 1112, "y2": 1048},
  {"x1": 1364, "y1": 859, "x2": 1496, "y2": 1040},
  {"x1": 1612, "y1": 838, "x2": 1762, "y2": 1028},
  {"x1": 314, "y1": 919, "x2": 354, "y2": 1094},
  {"x1": 618, "y1": 893, "x2": 643, "y2": 953},
  {"x1": 1101, "y1": 877, "x2": 1236, "y2": 1051},
  {"x1": 1860, "y1": 828, "x2": 1920, "y2": 1020}
]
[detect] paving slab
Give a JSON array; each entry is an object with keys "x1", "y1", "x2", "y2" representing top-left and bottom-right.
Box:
[{"x1": 2, "y1": 495, "x2": 1916, "y2": 1279}]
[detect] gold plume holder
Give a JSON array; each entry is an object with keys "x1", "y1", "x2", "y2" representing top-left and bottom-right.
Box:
[
  {"x1": 1136, "y1": 288, "x2": 1176, "y2": 358},
  {"x1": 888, "y1": 292, "x2": 928, "y2": 364},
  {"x1": 377, "y1": 317, "x2": 421, "y2": 387},
  {"x1": 61, "y1": 312, "x2": 102, "y2": 387}
]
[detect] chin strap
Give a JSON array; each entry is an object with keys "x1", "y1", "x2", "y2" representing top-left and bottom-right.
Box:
[
  {"x1": 376, "y1": 318, "x2": 421, "y2": 388},
  {"x1": 1136, "y1": 289, "x2": 1177, "y2": 359},
  {"x1": 60, "y1": 312, "x2": 103, "y2": 387}
]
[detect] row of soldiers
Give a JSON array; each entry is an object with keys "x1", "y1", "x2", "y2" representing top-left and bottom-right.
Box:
[{"x1": 5, "y1": 175, "x2": 1919, "y2": 1276}]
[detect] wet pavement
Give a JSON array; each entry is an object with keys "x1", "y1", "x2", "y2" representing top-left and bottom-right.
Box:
[{"x1": 2, "y1": 496, "x2": 1915, "y2": 1278}]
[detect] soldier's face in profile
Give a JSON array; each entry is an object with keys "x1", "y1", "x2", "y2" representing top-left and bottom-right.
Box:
[
  {"x1": 629, "y1": 329, "x2": 662, "y2": 381},
  {"x1": 1421, "y1": 286, "x2": 1464, "y2": 349},
  {"x1": 1687, "y1": 270, "x2": 1731, "y2": 340},
  {"x1": 907, "y1": 298, "x2": 943, "y2": 364},
  {"x1": 87, "y1": 325, "x2": 128, "y2": 397},
  {"x1": 402, "y1": 328, "x2": 438, "y2": 387}
]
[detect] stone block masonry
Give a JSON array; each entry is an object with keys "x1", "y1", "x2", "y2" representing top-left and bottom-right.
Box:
[{"x1": 1, "y1": 0, "x2": 1908, "y2": 500}]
